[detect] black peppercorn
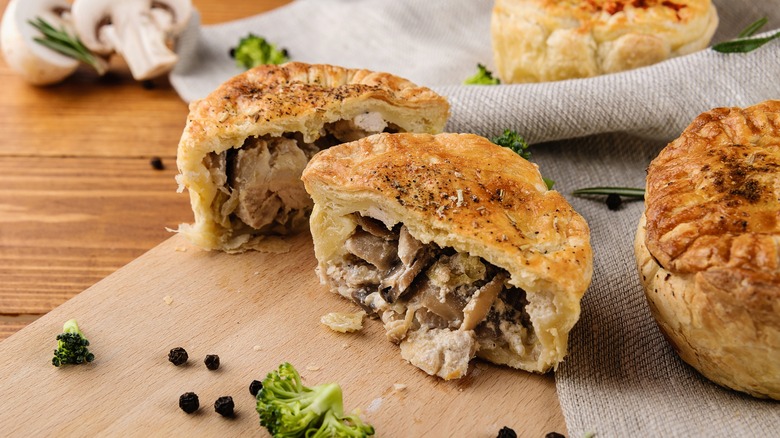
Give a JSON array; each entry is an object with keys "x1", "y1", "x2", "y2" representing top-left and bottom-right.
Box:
[
  {"x1": 249, "y1": 379, "x2": 263, "y2": 396},
  {"x1": 168, "y1": 347, "x2": 188, "y2": 366},
  {"x1": 179, "y1": 392, "x2": 199, "y2": 414},
  {"x1": 545, "y1": 433, "x2": 566, "y2": 438},
  {"x1": 150, "y1": 157, "x2": 164, "y2": 170},
  {"x1": 214, "y1": 396, "x2": 234, "y2": 417},
  {"x1": 204, "y1": 354, "x2": 220, "y2": 370},
  {"x1": 497, "y1": 426, "x2": 517, "y2": 438},
  {"x1": 606, "y1": 193, "x2": 622, "y2": 211}
]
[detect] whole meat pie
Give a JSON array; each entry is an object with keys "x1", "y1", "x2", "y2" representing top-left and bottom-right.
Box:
[
  {"x1": 491, "y1": 0, "x2": 718, "y2": 83},
  {"x1": 175, "y1": 62, "x2": 449, "y2": 252},
  {"x1": 302, "y1": 133, "x2": 593, "y2": 379},
  {"x1": 635, "y1": 100, "x2": 780, "y2": 399}
]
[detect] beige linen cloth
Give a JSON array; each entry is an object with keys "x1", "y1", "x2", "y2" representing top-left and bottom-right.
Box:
[{"x1": 170, "y1": 1, "x2": 780, "y2": 436}]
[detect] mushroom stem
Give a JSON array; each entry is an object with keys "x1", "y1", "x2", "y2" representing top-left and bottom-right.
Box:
[
  {"x1": 101, "y1": 14, "x2": 178, "y2": 80},
  {"x1": 71, "y1": 0, "x2": 192, "y2": 81}
]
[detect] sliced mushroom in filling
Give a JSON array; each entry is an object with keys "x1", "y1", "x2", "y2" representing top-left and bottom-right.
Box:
[
  {"x1": 203, "y1": 113, "x2": 402, "y2": 236},
  {"x1": 322, "y1": 213, "x2": 536, "y2": 378}
]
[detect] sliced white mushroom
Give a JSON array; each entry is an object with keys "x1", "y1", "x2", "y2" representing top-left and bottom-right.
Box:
[
  {"x1": 0, "y1": 0, "x2": 79, "y2": 85},
  {"x1": 460, "y1": 274, "x2": 506, "y2": 331},
  {"x1": 71, "y1": 0, "x2": 193, "y2": 81}
]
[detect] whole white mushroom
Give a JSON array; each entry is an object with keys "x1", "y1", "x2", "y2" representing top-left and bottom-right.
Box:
[{"x1": 1, "y1": 0, "x2": 81, "y2": 85}]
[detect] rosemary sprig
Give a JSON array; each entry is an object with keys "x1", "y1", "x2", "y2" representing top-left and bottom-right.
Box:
[
  {"x1": 572, "y1": 187, "x2": 644, "y2": 211},
  {"x1": 712, "y1": 17, "x2": 780, "y2": 53},
  {"x1": 738, "y1": 17, "x2": 768, "y2": 38},
  {"x1": 28, "y1": 17, "x2": 107, "y2": 75},
  {"x1": 571, "y1": 187, "x2": 645, "y2": 198}
]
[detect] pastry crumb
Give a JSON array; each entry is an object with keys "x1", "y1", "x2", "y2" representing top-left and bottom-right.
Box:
[
  {"x1": 321, "y1": 311, "x2": 366, "y2": 333},
  {"x1": 163, "y1": 295, "x2": 174, "y2": 305},
  {"x1": 365, "y1": 397, "x2": 383, "y2": 414},
  {"x1": 252, "y1": 237, "x2": 292, "y2": 254},
  {"x1": 174, "y1": 246, "x2": 187, "y2": 252},
  {"x1": 393, "y1": 383, "x2": 407, "y2": 392},
  {"x1": 253, "y1": 345, "x2": 263, "y2": 351},
  {"x1": 306, "y1": 364, "x2": 321, "y2": 371}
]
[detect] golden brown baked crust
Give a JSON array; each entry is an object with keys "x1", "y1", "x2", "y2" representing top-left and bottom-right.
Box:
[
  {"x1": 492, "y1": 0, "x2": 718, "y2": 83},
  {"x1": 636, "y1": 100, "x2": 780, "y2": 399},
  {"x1": 175, "y1": 62, "x2": 450, "y2": 252},
  {"x1": 302, "y1": 133, "x2": 592, "y2": 378}
]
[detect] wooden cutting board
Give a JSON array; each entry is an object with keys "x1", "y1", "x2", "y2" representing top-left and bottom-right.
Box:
[{"x1": 0, "y1": 232, "x2": 566, "y2": 437}]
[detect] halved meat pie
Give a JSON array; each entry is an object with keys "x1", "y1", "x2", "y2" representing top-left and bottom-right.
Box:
[
  {"x1": 175, "y1": 62, "x2": 449, "y2": 252},
  {"x1": 302, "y1": 133, "x2": 593, "y2": 379}
]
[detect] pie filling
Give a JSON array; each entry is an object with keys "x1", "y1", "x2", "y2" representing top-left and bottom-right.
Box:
[
  {"x1": 323, "y1": 214, "x2": 536, "y2": 378},
  {"x1": 203, "y1": 113, "x2": 401, "y2": 236}
]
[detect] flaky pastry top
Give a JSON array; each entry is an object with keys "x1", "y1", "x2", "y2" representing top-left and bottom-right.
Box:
[
  {"x1": 645, "y1": 100, "x2": 780, "y2": 313},
  {"x1": 302, "y1": 132, "x2": 592, "y2": 299},
  {"x1": 492, "y1": 0, "x2": 717, "y2": 82},
  {"x1": 178, "y1": 62, "x2": 449, "y2": 164}
]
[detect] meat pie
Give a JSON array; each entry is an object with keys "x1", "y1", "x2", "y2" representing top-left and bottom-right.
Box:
[
  {"x1": 492, "y1": 0, "x2": 718, "y2": 83},
  {"x1": 175, "y1": 62, "x2": 449, "y2": 252},
  {"x1": 635, "y1": 100, "x2": 780, "y2": 399},
  {"x1": 302, "y1": 133, "x2": 593, "y2": 379}
]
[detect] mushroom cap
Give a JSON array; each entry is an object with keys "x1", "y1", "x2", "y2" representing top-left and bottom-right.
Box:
[
  {"x1": 70, "y1": 0, "x2": 193, "y2": 55},
  {"x1": 0, "y1": 0, "x2": 79, "y2": 85},
  {"x1": 152, "y1": 0, "x2": 193, "y2": 34}
]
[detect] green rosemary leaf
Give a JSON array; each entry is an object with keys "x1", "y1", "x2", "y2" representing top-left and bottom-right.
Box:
[
  {"x1": 32, "y1": 16, "x2": 57, "y2": 33},
  {"x1": 713, "y1": 17, "x2": 780, "y2": 53},
  {"x1": 33, "y1": 38, "x2": 86, "y2": 61},
  {"x1": 738, "y1": 17, "x2": 768, "y2": 38},
  {"x1": 571, "y1": 187, "x2": 645, "y2": 198},
  {"x1": 712, "y1": 31, "x2": 780, "y2": 53},
  {"x1": 27, "y1": 17, "x2": 106, "y2": 75}
]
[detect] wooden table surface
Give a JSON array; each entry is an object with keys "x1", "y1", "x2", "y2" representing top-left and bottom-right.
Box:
[
  {"x1": 0, "y1": 0, "x2": 290, "y2": 340},
  {"x1": 0, "y1": 3, "x2": 569, "y2": 436}
]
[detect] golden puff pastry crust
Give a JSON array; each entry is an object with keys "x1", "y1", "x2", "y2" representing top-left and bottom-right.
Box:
[
  {"x1": 175, "y1": 62, "x2": 449, "y2": 252},
  {"x1": 302, "y1": 133, "x2": 592, "y2": 379},
  {"x1": 635, "y1": 100, "x2": 780, "y2": 399},
  {"x1": 492, "y1": 0, "x2": 718, "y2": 83}
]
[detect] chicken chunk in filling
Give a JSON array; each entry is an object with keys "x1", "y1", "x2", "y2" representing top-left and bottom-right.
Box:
[
  {"x1": 323, "y1": 214, "x2": 535, "y2": 379},
  {"x1": 203, "y1": 114, "x2": 401, "y2": 236}
]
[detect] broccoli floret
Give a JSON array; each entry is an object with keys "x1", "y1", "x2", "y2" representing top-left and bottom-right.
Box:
[
  {"x1": 231, "y1": 34, "x2": 290, "y2": 70},
  {"x1": 491, "y1": 129, "x2": 531, "y2": 160},
  {"x1": 257, "y1": 362, "x2": 375, "y2": 437},
  {"x1": 491, "y1": 129, "x2": 555, "y2": 189},
  {"x1": 52, "y1": 319, "x2": 94, "y2": 367},
  {"x1": 464, "y1": 63, "x2": 501, "y2": 85}
]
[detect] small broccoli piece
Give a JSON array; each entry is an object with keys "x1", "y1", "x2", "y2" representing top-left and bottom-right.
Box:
[
  {"x1": 464, "y1": 63, "x2": 501, "y2": 85},
  {"x1": 491, "y1": 130, "x2": 555, "y2": 189},
  {"x1": 230, "y1": 34, "x2": 290, "y2": 70},
  {"x1": 491, "y1": 129, "x2": 531, "y2": 160},
  {"x1": 257, "y1": 362, "x2": 375, "y2": 438},
  {"x1": 52, "y1": 319, "x2": 94, "y2": 367}
]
